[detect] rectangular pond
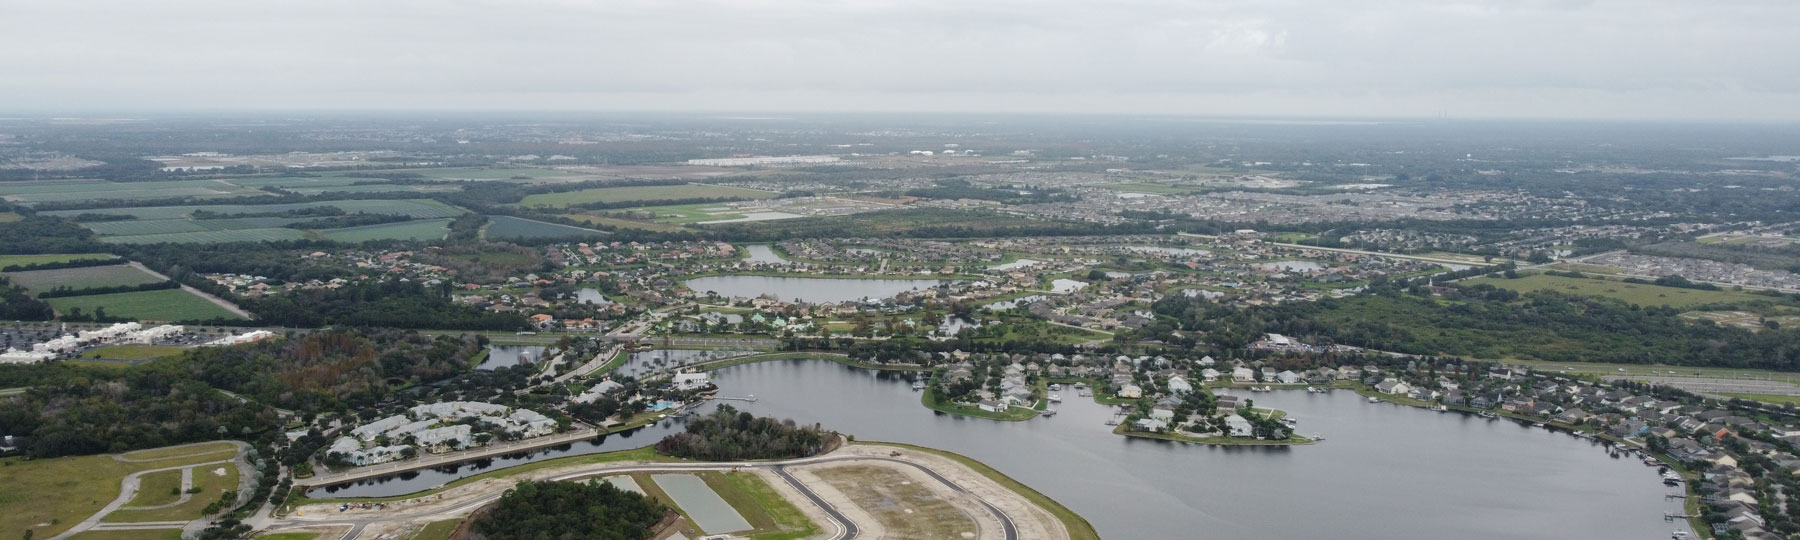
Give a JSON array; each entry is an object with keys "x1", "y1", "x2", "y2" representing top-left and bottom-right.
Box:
[{"x1": 652, "y1": 473, "x2": 752, "y2": 534}]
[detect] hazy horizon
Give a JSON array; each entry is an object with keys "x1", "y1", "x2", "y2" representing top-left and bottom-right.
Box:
[{"x1": 4, "y1": 0, "x2": 1798, "y2": 121}]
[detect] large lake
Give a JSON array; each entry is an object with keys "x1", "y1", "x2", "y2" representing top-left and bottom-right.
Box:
[
  {"x1": 685, "y1": 275, "x2": 949, "y2": 303},
  {"x1": 317, "y1": 359, "x2": 1691, "y2": 539}
]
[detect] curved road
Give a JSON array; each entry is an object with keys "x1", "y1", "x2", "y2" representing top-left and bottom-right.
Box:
[{"x1": 279, "y1": 454, "x2": 1022, "y2": 540}]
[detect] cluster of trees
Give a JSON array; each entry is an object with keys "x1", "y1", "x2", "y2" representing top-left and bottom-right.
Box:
[
  {"x1": 183, "y1": 330, "x2": 487, "y2": 411},
  {"x1": 1149, "y1": 282, "x2": 1800, "y2": 370},
  {"x1": 654, "y1": 405, "x2": 829, "y2": 461},
  {"x1": 0, "y1": 362, "x2": 278, "y2": 457},
  {"x1": 236, "y1": 280, "x2": 528, "y2": 330},
  {"x1": 0, "y1": 276, "x2": 54, "y2": 320},
  {"x1": 281, "y1": 213, "x2": 413, "y2": 230},
  {"x1": 0, "y1": 257, "x2": 125, "y2": 272},
  {"x1": 36, "y1": 279, "x2": 179, "y2": 298},
  {"x1": 474, "y1": 480, "x2": 668, "y2": 540}
]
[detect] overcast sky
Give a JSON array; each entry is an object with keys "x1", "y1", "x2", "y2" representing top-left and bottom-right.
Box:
[{"x1": 3, "y1": 0, "x2": 1797, "y2": 120}]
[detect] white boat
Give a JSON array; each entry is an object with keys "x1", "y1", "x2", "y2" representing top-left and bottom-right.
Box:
[
  {"x1": 1048, "y1": 394, "x2": 1063, "y2": 403},
  {"x1": 1050, "y1": 383, "x2": 1062, "y2": 391},
  {"x1": 1434, "y1": 405, "x2": 1449, "y2": 413},
  {"x1": 1306, "y1": 386, "x2": 1318, "y2": 393},
  {"x1": 911, "y1": 381, "x2": 926, "y2": 391},
  {"x1": 1531, "y1": 422, "x2": 1546, "y2": 428},
  {"x1": 1367, "y1": 396, "x2": 1380, "y2": 403}
]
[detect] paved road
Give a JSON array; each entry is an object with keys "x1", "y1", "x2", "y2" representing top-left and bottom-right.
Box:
[{"x1": 772, "y1": 464, "x2": 856, "y2": 539}]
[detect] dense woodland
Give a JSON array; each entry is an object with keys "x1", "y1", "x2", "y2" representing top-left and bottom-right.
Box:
[
  {"x1": 0, "y1": 362, "x2": 277, "y2": 457},
  {"x1": 184, "y1": 330, "x2": 487, "y2": 411},
  {"x1": 654, "y1": 405, "x2": 831, "y2": 461},
  {"x1": 0, "y1": 276, "x2": 54, "y2": 320},
  {"x1": 473, "y1": 480, "x2": 668, "y2": 540},
  {"x1": 1147, "y1": 281, "x2": 1800, "y2": 370}
]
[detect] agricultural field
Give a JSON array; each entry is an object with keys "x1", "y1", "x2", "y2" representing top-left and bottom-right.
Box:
[
  {"x1": 1, "y1": 264, "x2": 163, "y2": 292},
  {"x1": 220, "y1": 176, "x2": 391, "y2": 188},
  {"x1": 0, "y1": 253, "x2": 114, "y2": 269},
  {"x1": 515, "y1": 184, "x2": 776, "y2": 208},
  {"x1": 0, "y1": 211, "x2": 21, "y2": 222},
  {"x1": 0, "y1": 179, "x2": 264, "y2": 204},
  {"x1": 100, "y1": 228, "x2": 309, "y2": 245},
  {"x1": 1464, "y1": 273, "x2": 1781, "y2": 309},
  {"x1": 482, "y1": 215, "x2": 606, "y2": 241},
  {"x1": 284, "y1": 184, "x2": 461, "y2": 195},
  {"x1": 631, "y1": 203, "x2": 750, "y2": 224},
  {"x1": 46, "y1": 288, "x2": 244, "y2": 321},
  {"x1": 390, "y1": 167, "x2": 581, "y2": 181},
  {"x1": 320, "y1": 218, "x2": 453, "y2": 242},
  {"x1": 82, "y1": 217, "x2": 304, "y2": 237},
  {"x1": 44, "y1": 199, "x2": 464, "y2": 221}
]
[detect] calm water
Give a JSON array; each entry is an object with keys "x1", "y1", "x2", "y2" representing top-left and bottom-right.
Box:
[
  {"x1": 476, "y1": 345, "x2": 544, "y2": 371},
  {"x1": 1124, "y1": 246, "x2": 1211, "y2": 257},
  {"x1": 1258, "y1": 260, "x2": 1327, "y2": 272},
  {"x1": 575, "y1": 288, "x2": 613, "y2": 304},
  {"x1": 989, "y1": 259, "x2": 1042, "y2": 270},
  {"x1": 684, "y1": 275, "x2": 948, "y2": 303},
  {"x1": 317, "y1": 359, "x2": 1689, "y2": 539},
  {"x1": 1051, "y1": 278, "x2": 1087, "y2": 293},
  {"x1": 743, "y1": 245, "x2": 789, "y2": 264}
]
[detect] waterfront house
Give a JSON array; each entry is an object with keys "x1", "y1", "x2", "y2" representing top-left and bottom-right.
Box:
[
  {"x1": 1135, "y1": 418, "x2": 1168, "y2": 432},
  {"x1": 978, "y1": 400, "x2": 1008, "y2": 413},
  {"x1": 1225, "y1": 414, "x2": 1254, "y2": 437},
  {"x1": 1374, "y1": 378, "x2": 1412, "y2": 395},
  {"x1": 1119, "y1": 384, "x2": 1144, "y2": 399},
  {"x1": 1200, "y1": 368, "x2": 1221, "y2": 382},
  {"x1": 1275, "y1": 370, "x2": 1301, "y2": 384},
  {"x1": 1231, "y1": 367, "x2": 1255, "y2": 382}
]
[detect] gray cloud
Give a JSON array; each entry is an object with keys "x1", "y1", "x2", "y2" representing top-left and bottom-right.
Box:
[{"x1": 1, "y1": 0, "x2": 1796, "y2": 119}]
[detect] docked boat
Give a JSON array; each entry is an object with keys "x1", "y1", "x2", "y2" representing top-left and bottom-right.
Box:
[
  {"x1": 1072, "y1": 382, "x2": 1088, "y2": 390},
  {"x1": 1050, "y1": 383, "x2": 1062, "y2": 391},
  {"x1": 1367, "y1": 396, "x2": 1381, "y2": 403},
  {"x1": 1478, "y1": 411, "x2": 1498, "y2": 419},
  {"x1": 1282, "y1": 417, "x2": 1298, "y2": 427},
  {"x1": 1306, "y1": 386, "x2": 1319, "y2": 393},
  {"x1": 911, "y1": 381, "x2": 926, "y2": 391},
  {"x1": 1042, "y1": 408, "x2": 1057, "y2": 417},
  {"x1": 1048, "y1": 394, "x2": 1063, "y2": 403},
  {"x1": 1531, "y1": 422, "x2": 1546, "y2": 428},
  {"x1": 1434, "y1": 405, "x2": 1449, "y2": 413}
]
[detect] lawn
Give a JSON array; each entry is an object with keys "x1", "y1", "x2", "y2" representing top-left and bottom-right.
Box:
[
  {"x1": 0, "y1": 212, "x2": 21, "y2": 222},
  {"x1": 1, "y1": 265, "x2": 163, "y2": 292},
  {"x1": 0, "y1": 444, "x2": 241, "y2": 540},
  {"x1": 628, "y1": 203, "x2": 747, "y2": 224},
  {"x1": 517, "y1": 184, "x2": 775, "y2": 208},
  {"x1": 104, "y1": 463, "x2": 239, "y2": 522},
  {"x1": 1464, "y1": 273, "x2": 1776, "y2": 309},
  {"x1": 714, "y1": 471, "x2": 818, "y2": 540},
  {"x1": 404, "y1": 521, "x2": 460, "y2": 540},
  {"x1": 124, "y1": 470, "x2": 184, "y2": 507},
  {"x1": 0, "y1": 253, "x2": 114, "y2": 269},
  {"x1": 1721, "y1": 393, "x2": 1800, "y2": 406},
  {"x1": 79, "y1": 345, "x2": 186, "y2": 361},
  {"x1": 66, "y1": 531, "x2": 183, "y2": 540},
  {"x1": 46, "y1": 289, "x2": 244, "y2": 321}
]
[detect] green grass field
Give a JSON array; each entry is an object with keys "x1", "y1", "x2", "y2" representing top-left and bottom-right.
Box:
[
  {"x1": 47, "y1": 289, "x2": 244, "y2": 321},
  {"x1": 715, "y1": 472, "x2": 818, "y2": 540},
  {"x1": 124, "y1": 470, "x2": 184, "y2": 508},
  {"x1": 0, "y1": 444, "x2": 241, "y2": 540},
  {"x1": 1465, "y1": 273, "x2": 1778, "y2": 309},
  {"x1": 628, "y1": 203, "x2": 748, "y2": 224},
  {"x1": 1, "y1": 265, "x2": 162, "y2": 292},
  {"x1": 104, "y1": 463, "x2": 238, "y2": 522},
  {"x1": 0, "y1": 212, "x2": 22, "y2": 223},
  {"x1": 79, "y1": 345, "x2": 186, "y2": 361},
  {"x1": 404, "y1": 521, "x2": 460, "y2": 540},
  {"x1": 319, "y1": 218, "x2": 452, "y2": 242},
  {"x1": 119, "y1": 443, "x2": 239, "y2": 461},
  {"x1": 67, "y1": 530, "x2": 183, "y2": 540},
  {"x1": 0, "y1": 253, "x2": 115, "y2": 269},
  {"x1": 1721, "y1": 393, "x2": 1800, "y2": 406},
  {"x1": 517, "y1": 184, "x2": 776, "y2": 208}
]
